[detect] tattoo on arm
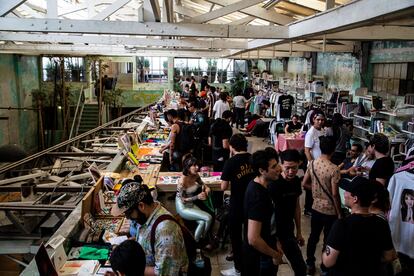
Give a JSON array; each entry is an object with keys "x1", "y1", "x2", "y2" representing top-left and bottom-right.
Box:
[{"x1": 325, "y1": 246, "x2": 331, "y2": 256}]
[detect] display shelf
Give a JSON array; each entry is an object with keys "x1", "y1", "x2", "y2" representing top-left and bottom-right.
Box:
[
  {"x1": 354, "y1": 114, "x2": 372, "y2": 121},
  {"x1": 402, "y1": 130, "x2": 414, "y2": 135},
  {"x1": 354, "y1": 125, "x2": 370, "y2": 132}
]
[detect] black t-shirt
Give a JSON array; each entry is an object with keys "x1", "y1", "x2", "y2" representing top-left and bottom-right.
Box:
[
  {"x1": 244, "y1": 181, "x2": 274, "y2": 256},
  {"x1": 221, "y1": 153, "x2": 254, "y2": 218},
  {"x1": 278, "y1": 95, "x2": 294, "y2": 119},
  {"x1": 268, "y1": 176, "x2": 302, "y2": 239},
  {"x1": 209, "y1": 119, "x2": 232, "y2": 150},
  {"x1": 286, "y1": 121, "x2": 302, "y2": 132},
  {"x1": 326, "y1": 214, "x2": 394, "y2": 276},
  {"x1": 369, "y1": 156, "x2": 394, "y2": 186}
]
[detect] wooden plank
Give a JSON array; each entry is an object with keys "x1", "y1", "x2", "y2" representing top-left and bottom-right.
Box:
[
  {"x1": 81, "y1": 177, "x2": 103, "y2": 219},
  {"x1": 383, "y1": 64, "x2": 389, "y2": 79},
  {"x1": 387, "y1": 79, "x2": 394, "y2": 94},
  {"x1": 388, "y1": 63, "x2": 395, "y2": 78},
  {"x1": 394, "y1": 63, "x2": 401, "y2": 79},
  {"x1": 393, "y1": 79, "x2": 400, "y2": 95},
  {"x1": 377, "y1": 64, "x2": 383, "y2": 78},
  {"x1": 401, "y1": 63, "x2": 408, "y2": 79}
]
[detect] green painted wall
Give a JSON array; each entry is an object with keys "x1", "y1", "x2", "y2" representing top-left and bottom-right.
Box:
[
  {"x1": 287, "y1": 57, "x2": 308, "y2": 78},
  {"x1": 0, "y1": 54, "x2": 39, "y2": 153},
  {"x1": 270, "y1": 59, "x2": 284, "y2": 79},
  {"x1": 316, "y1": 52, "x2": 361, "y2": 92},
  {"x1": 370, "y1": 41, "x2": 414, "y2": 63}
]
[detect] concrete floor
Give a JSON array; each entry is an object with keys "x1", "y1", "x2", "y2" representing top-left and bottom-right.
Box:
[{"x1": 162, "y1": 133, "x2": 324, "y2": 276}]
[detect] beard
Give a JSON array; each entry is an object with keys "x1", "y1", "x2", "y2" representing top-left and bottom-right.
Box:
[{"x1": 132, "y1": 209, "x2": 148, "y2": 225}]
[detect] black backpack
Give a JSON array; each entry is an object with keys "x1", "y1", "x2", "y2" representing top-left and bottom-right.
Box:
[
  {"x1": 177, "y1": 122, "x2": 195, "y2": 154},
  {"x1": 150, "y1": 214, "x2": 211, "y2": 276}
]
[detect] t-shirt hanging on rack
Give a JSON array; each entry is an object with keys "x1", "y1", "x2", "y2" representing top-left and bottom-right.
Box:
[
  {"x1": 387, "y1": 171, "x2": 414, "y2": 258},
  {"x1": 278, "y1": 94, "x2": 294, "y2": 119}
]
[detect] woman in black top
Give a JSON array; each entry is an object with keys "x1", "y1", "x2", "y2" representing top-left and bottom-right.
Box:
[{"x1": 284, "y1": 114, "x2": 303, "y2": 134}]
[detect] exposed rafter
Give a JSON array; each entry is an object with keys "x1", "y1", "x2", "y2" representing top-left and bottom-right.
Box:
[
  {"x1": 92, "y1": 0, "x2": 132, "y2": 20},
  {"x1": 0, "y1": 43, "x2": 231, "y2": 58},
  {"x1": 0, "y1": 33, "x2": 248, "y2": 49},
  {"x1": 231, "y1": 0, "x2": 414, "y2": 56},
  {"x1": 0, "y1": 0, "x2": 27, "y2": 17},
  {"x1": 184, "y1": 0, "x2": 263, "y2": 24},
  {"x1": 203, "y1": 0, "x2": 294, "y2": 25}
]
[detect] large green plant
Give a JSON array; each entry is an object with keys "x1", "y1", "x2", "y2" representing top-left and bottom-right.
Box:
[{"x1": 230, "y1": 72, "x2": 250, "y2": 96}]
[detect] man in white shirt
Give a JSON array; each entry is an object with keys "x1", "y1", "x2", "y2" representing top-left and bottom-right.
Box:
[
  {"x1": 213, "y1": 92, "x2": 230, "y2": 120},
  {"x1": 233, "y1": 92, "x2": 249, "y2": 129},
  {"x1": 304, "y1": 112, "x2": 326, "y2": 161},
  {"x1": 303, "y1": 111, "x2": 326, "y2": 217}
]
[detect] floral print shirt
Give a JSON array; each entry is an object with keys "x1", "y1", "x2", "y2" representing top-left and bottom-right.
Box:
[{"x1": 136, "y1": 203, "x2": 188, "y2": 276}]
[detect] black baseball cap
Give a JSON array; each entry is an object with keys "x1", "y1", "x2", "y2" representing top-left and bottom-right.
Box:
[{"x1": 339, "y1": 176, "x2": 375, "y2": 202}]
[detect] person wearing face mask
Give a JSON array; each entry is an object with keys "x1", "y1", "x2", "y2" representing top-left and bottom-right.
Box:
[
  {"x1": 111, "y1": 183, "x2": 188, "y2": 276},
  {"x1": 175, "y1": 155, "x2": 213, "y2": 243}
]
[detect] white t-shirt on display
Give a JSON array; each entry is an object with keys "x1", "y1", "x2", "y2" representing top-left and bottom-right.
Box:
[
  {"x1": 388, "y1": 171, "x2": 414, "y2": 258},
  {"x1": 213, "y1": 100, "x2": 230, "y2": 120},
  {"x1": 304, "y1": 126, "x2": 324, "y2": 159}
]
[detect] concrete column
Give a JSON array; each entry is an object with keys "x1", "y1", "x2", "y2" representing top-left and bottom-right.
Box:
[{"x1": 168, "y1": 57, "x2": 174, "y2": 91}]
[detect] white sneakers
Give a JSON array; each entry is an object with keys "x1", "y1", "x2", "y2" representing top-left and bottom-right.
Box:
[{"x1": 220, "y1": 267, "x2": 241, "y2": 276}]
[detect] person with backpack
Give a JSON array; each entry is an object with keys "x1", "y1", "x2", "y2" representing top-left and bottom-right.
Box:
[
  {"x1": 188, "y1": 101, "x2": 208, "y2": 158},
  {"x1": 166, "y1": 109, "x2": 194, "y2": 171},
  {"x1": 209, "y1": 110, "x2": 233, "y2": 172},
  {"x1": 111, "y1": 182, "x2": 188, "y2": 276}
]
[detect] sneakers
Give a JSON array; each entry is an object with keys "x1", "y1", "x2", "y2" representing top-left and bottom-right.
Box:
[{"x1": 220, "y1": 267, "x2": 241, "y2": 276}]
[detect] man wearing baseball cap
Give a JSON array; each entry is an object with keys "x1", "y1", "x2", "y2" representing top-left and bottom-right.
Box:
[
  {"x1": 112, "y1": 182, "x2": 188, "y2": 276},
  {"x1": 322, "y1": 177, "x2": 397, "y2": 275}
]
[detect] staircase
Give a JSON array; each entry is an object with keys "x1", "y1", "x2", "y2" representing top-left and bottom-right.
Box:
[{"x1": 75, "y1": 104, "x2": 99, "y2": 134}]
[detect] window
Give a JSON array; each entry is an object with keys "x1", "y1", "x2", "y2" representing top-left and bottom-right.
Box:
[
  {"x1": 173, "y1": 58, "x2": 235, "y2": 84},
  {"x1": 136, "y1": 57, "x2": 168, "y2": 83},
  {"x1": 42, "y1": 57, "x2": 86, "y2": 82}
]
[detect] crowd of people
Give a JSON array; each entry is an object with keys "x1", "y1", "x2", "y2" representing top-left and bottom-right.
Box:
[{"x1": 106, "y1": 76, "x2": 411, "y2": 276}]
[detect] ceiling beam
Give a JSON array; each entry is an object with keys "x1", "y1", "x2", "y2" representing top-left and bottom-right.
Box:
[
  {"x1": 144, "y1": 0, "x2": 161, "y2": 22},
  {"x1": 0, "y1": 33, "x2": 248, "y2": 49},
  {"x1": 288, "y1": 0, "x2": 414, "y2": 39},
  {"x1": 325, "y1": 0, "x2": 335, "y2": 10},
  {"x1": 185, "y1": 0, "x2": 263, "y2": 24},
  {"x1": 232, "y1": 0, "x2": 414, "y2": 55},
  {"x1": 231, "y1": 51, "x2": 305, "y2": 59},
  {"x1": 47, "y1": 0, "x2": 58, "y2": 18},
  {"x1": 0, "y1": 0, "x2": 27, "y2": 16},
  {"x1": 93, "y1": 0, "x2": 132, "y2": 20},
  {"x1": 175, "y1": 5, "x2": 229, "y2": 23},
  {"x1": 261, "y1": 42, "x2": 354, "y2": 52},
  {"x1": 0, "y1": 18, "x2": 289, "y2": 39},
  {"x1": 229, "y1": 15, "x2": 254, "y2": 25},
  {"x1": 0, "y1": 44, "x2": 231, "y2": 58},
  {"x1": 204, "y1": 0, "x2": 294, "y2": 25},
  {"x1": 323, "y1": 25, "x2": 414, "y2": 40}
]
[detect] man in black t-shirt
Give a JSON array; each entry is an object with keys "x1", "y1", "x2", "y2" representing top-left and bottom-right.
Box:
[
  {"x1": 209, "y1": 110, "x2": 233, "y2": 171},
  {"x1": 366, "y1": 133, "x2": 394, "y2": 187},
  {"x1": 323, "y1": 176, "x2": 396, "y2": 276},
  {"x1": 220, "y1": 134, "x2": 254, "y2": 276},
  {"x1": 269, "y1": 150, "x2": 306, "y2": 276},
  {"x1": 243, "y1": 148, "x2": 283, "y2": 276}
]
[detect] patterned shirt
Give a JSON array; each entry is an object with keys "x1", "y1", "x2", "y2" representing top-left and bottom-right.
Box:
[
  {"x1": 136, "y1": 203, "x2": 188, "y2": 276},
  {"x1": 309, "y1": 158, "x2": 340, "y2": 216}
]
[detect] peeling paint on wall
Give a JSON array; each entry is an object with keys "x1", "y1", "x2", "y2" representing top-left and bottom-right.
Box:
[
  {"x1": 0, "y1": 54, "x2": 40, "y2": 153},
  {"x1": 316, "y1": 53, "x2": 361, "y2": 92}
]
